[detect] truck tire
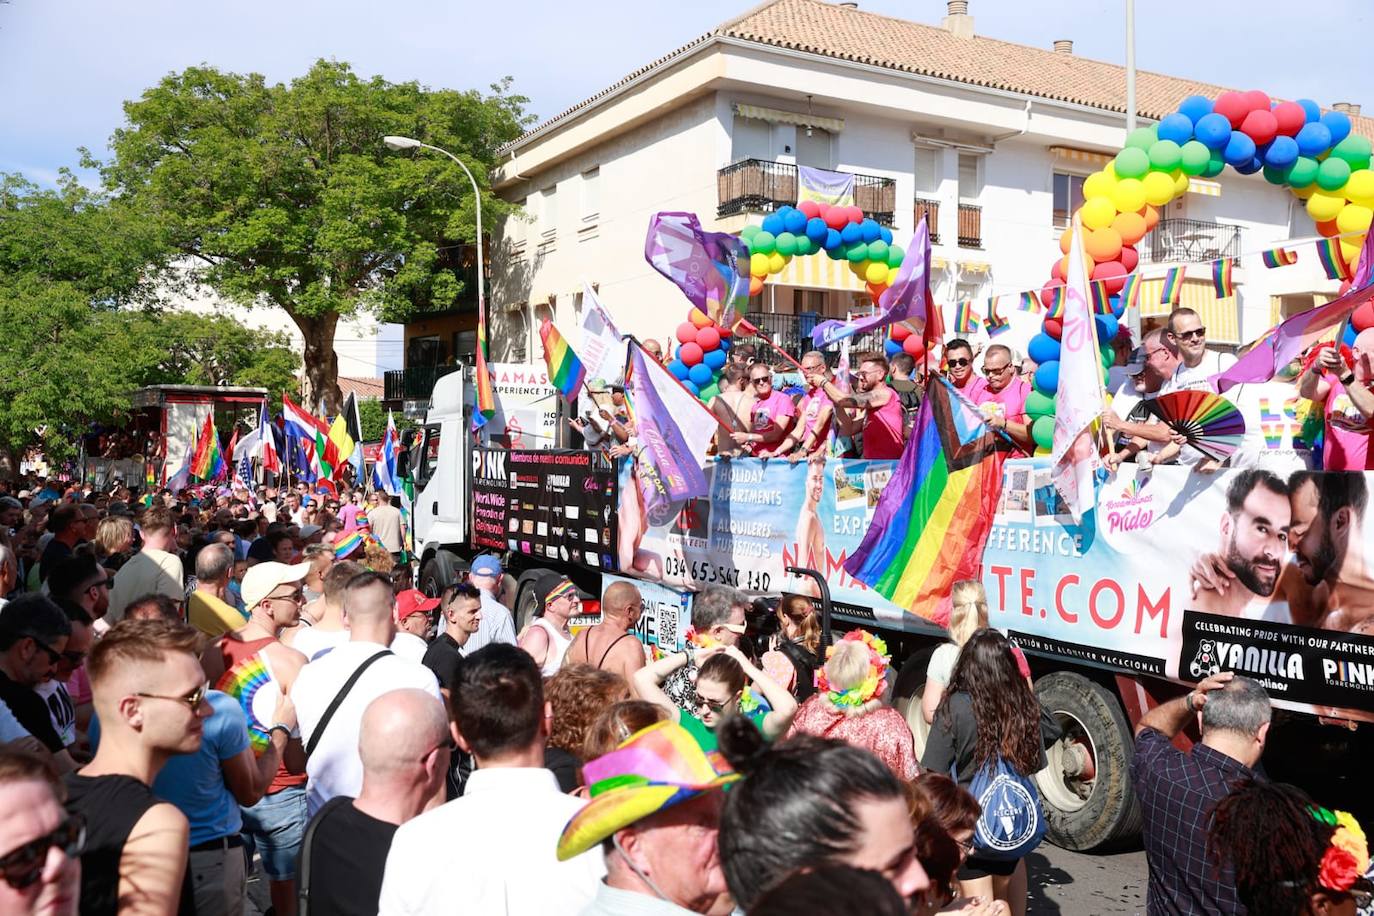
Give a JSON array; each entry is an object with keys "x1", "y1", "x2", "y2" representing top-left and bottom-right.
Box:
[
  {"x1": 1033, "y1": 671, "x2": 1142, "y2": 852},
  {"x1": 419, "y1": 550, "x2": 466, "y2": 599}
]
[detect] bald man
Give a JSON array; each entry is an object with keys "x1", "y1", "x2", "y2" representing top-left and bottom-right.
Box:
[
  {"x1": 299, "y1": 689, "x2": 448, "y2": 915},
  {"x1": 564, "y1": 580, "x2": 646, "y2": 687}
]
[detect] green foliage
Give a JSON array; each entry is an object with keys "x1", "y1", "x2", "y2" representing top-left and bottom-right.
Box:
[
  {"x1": 356, "y1": 396, "x2": 416, "y2": 442},
  {"x1": 148, "y1": 313, "x2": 301, "y2": 402}
]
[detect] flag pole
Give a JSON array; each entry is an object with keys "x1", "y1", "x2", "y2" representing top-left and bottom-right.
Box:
[
  {"x1": 1070, "y1": 214, "x2": 1111, "y2": 454},
  {"x1": 625, "y1": 337, "x2": 736, "y2": 436},
  {"x1": 733, "y1": 319, "x2": 804, "y2": 371}
]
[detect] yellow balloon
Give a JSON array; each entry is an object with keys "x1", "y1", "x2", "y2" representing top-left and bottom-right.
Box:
[
  {"x1": 1083, "y1": 170, "x2": 1116, "y2": 200},
  {"x1": 1141, "y1": 171, "x2": 1175, "y2": 207},
  {"x1": 1081, "y1": 196, "x2": 1117, "y2": 230},
  {"x1": 1337, "y1": 204, "x2": 1374, "y2": 235},
  {"x1": 750, "y1": 253, "x2": 769, "y2": 277},
  {"x1": 1307, "y1": 192, "x2": 1346, "y2": 222},
  {"x1": 1111, "y1": 178, "x2": 1146, "y2": 214},
  {"x1": 1172, "y1": 170, "x2": 1190, "y2": 195},
  {"x1": 1346, "y1": 169, "x2": 1374, "y2": 208},
  {"x1": 1341, "y1": 238, "x2": 1364, "y2": 266},
  {"x1": 1033, "y1": 446, "x2": 1051, "y2": 457},
  {"x1": 1103, "y1": 161, "x2": 1117, "y2": 180},
  {"x1": 1292, "y1": 183, "x2": 1316, "y2": 200},
  {"x1": 865, "y1": 262, "x2": 889, "y2": 284},
  {"x1": 768, "y1": 253, "x2": 787, "y2": 273}
]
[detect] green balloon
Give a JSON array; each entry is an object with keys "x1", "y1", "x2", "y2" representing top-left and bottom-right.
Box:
[
  {"x1": 1148, "y1": 140, "x2": 1182, "y2": 172},
  {"x1": 1317, "y1": 157, "x2": 1353, "y2": 192},
  {"x1": 1203, "y1": 152, "x2": 1227, "y2": 178},
  {"x1": 1025, "y1": 390, "x2": 1054, "y2": 418},
  {"x1": 1031, "y1": 414, "x2": 1055, "y2": 451},
  {"x1": 886, "y1": 245, "x2": 904, "y2": 268},
  {"x1": 1115, "y1": 146, "x2": 1150, "y2": 179},
  {"x1": 698, "y1": 383, "x2": 720, "y2": 402},
  {"x1": 751, "y1": 230, "x2": 775, "y2": 254},
  {"x1": 775, "y1": 232, "x2": 798, "y2": 256},
  {"x1": 1332, "y1": 135, "x2": 1373, "y2": 171},
  {"x1": 740, "y1": 224, "x2": 760, "y2": 240},
  {"x1": 1125, "y1": 125, "x2": 1158, "y2": 151},
  {"x1": 793, "y1": 235, "x2": 813, "y2": 256},
  {"x1": 866, "y1": 239, "x2": 889, "y2": 262},
  {"x1": 1179, "y1": 140, "x2": 1211, "y2": 176},
  {"x1": 846, "y1": 243, "x2": 868, "y2": 263},
  {"x1": 1100, "y1": 342, "x2": 1114, "y2": 369},
  {"x1": 1288, "y1": 156, "x2": 1320, "y2": 188},
  {"x1": 1263, "y1": 164, "x2": 1293, "y2": 186}
]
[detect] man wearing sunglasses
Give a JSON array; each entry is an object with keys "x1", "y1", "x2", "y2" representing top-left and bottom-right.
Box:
[
  {"x1": 941, "y1": 339, "x2": 986, "y2": 397},
  {"x1": 812, "y1": 353, "x2": 906, "y2": 460},
  {"x1": 0, "y1": 748, "x2": 83, "y2": 916},
  {"x1": 0, "y1": 596, "x2": 73, "y2": 766},
  {"x1": 972, "y1": 343, "x2": 1033, "y2": 455},
  {"x1": 1161, "y1": 309, "x2": 1236, "y2": 467}
]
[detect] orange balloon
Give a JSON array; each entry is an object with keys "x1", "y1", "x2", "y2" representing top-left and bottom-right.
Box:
[
  {"x1": 1058, "y1": 255, "x2": 1070, "y2": 277},
  {"x1": 1316, "y1": 218, "x2": 1340, "y2": 238},
  {"x1": 1084, "y1": 227, "x2": 1123, "y2": 262},
  {"x1": 749, "y1": 276, "x2": 764, "y2": 296},
  {"x1": 1058, "y1": 228, "x2": 1073, "y2": 255},
  {"x1": 689, "y1": 309, "x2": 712, "y2": 329},
  {"x1": 1111, "y1": 211, "x2": 1148, "y2": 246},
  {"x1": 1140, "y1": 204, "x2": 1160, "y2": 230}
]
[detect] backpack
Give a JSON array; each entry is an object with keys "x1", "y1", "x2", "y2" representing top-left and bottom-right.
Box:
[{"x1": 963, "y1": 756, "x2": 1046, "y2": 861}]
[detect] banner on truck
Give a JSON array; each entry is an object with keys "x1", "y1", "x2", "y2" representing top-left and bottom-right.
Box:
[
  {"x1": 983, "y1": 458, "x2": 1374, "y2": 720},
  {"x1": 599, "y1": 574, "x2": 693, "y2": 653},
  {"x1": 477, "y1": 363, "x2": 560, "y2": 450}
]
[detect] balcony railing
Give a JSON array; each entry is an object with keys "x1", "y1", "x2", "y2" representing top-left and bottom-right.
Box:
[
  {"x1": 384, "y1": 365, "x2": 460, "y2": 402},
  {"x1": 957, "y1": 203, "x2": 982, "y2": 248},
  {"x1": 1144, "y1": 218, "x2": 1243, "y2": 264},
  {"x1": 718, "y1": 159, "x2": 896, "y2": 226},
  {"x1": 735, "y1": 312, "x2": 887, "y2": 367},
  {"x1": 913, "y1": 198, "x2": 941, "y2": 244}
]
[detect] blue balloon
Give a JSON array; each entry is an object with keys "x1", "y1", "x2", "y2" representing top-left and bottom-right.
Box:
[
  {"x1": 884, "y1": 338, "x2": 903, "y2": 358},
  {"x1": 1194, "y1": 113, "x2": 1232, "y2": 150},
  {"x1": 761, "y1": 213, "x2": 785, "y2": 236},
  {"x1": 860, "y1": 219, "x2": 881, "y2": 243},
  {"x1": 1223, "y1": 131, "x2": 1257, "y2": 166},
  {"x1": 688, "y1": 363, "x2": 714, "y2": 386},
  {"x1": 1157, "y1": 113, "x2": 1194, "y2": 144},
  {"x1": 840, "y1": 222, "x2": 863, "y2": 244},
  {"x1": 1297, "y1": 99, "x2": 1323, "y2": 123},
  {"x1": 1095, "y1": 313, "x2": 1119, "y2": 342},
  {"x1": 1263, "y1": 135, "x2": 1299, "y2": 169},
  {"x1": 1343, "y1": 322, "x2": 1358, "y2": 348},
  {"x1": 718, "y1": 336, "x2": 731, "y2": 352},
  {"x1": 823, "y1": 228, "x2": 843, "y2": 251},
  {"x1": 1234, "y1": 156, "x2": 1264, "y2": 176},
  {"x1": 1296, "y1": 122, "x2": 1333, "y2": 158},
  {"x1": 1034, "y1": 361, "x2": 1061, "y2": 396},
  {"x1": 1027, "y1": 333, "x2": 1061, "y2": 365},
  {"x1": 668, "y1": 360, "x2": 689, "y2": 381},
  {"x1": 1322, "y1": 111, "x2": 1352, "y2": 147},
  {"x1": 805, "y1": 217, "x2": 828, "y2": 243},
  {"x1": 703, "y1": 348, "x2": 727, "y2": 370},
  {"x1": 1178, "y1": 95, "x2": 1213, "y2": 124},
  {"x1": 1111, "y1": 295, "x2": 1126, "y2": 319},
  {"x1": 783, "y1": 209, "x2": 808, "y2": 235},
  {"x1": 682, "y1": 379, "x2": 700, "y2": 396},
  {"x1": 879, "y1": 226, "x2": 894, "y2": 245},
  {"x1": 825, "y1": 243, "x2": 846, "y2": 261}
]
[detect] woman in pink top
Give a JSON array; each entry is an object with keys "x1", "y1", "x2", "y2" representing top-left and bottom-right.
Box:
[{"x1": 1299, "y1": 334, "x2": 1374, "y2": 470}]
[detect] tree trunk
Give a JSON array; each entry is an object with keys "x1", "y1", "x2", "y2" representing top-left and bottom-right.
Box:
[{"x1": 294, "y1": 312, "x2": 343, "y2": 415}]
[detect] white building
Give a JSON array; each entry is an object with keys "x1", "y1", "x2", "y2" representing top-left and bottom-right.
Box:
[{"x1": 487, "y1": 0, "x2": 1368, "y2": 362}]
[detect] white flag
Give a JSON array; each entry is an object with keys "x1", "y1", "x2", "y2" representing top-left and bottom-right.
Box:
[
  {"x1": 1050, "y1": 213, "x2": 1105, "y2": 522},
  {"x1": 579, "y1": 282, "x2": 624, "y2": 387}
]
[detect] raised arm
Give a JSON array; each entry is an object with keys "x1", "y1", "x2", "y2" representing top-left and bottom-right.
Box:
[
  {"x1": 722, "y1": 646, "x2": 797, "y2": 739},
  {"x1": 632, "y1": 651, "x2": 689, "y2": 722}
]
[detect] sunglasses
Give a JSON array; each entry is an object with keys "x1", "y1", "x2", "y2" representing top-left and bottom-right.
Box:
[
  {"x1": 982, "y1": 364, "x2": 1012, "y2": 376},
  {"x1": 719, "y1": 622, "x2": 747, "y2": 635},
  {"x1": 946, "y1": 358, "x2": 971, "y2": 368},
  {"x1": 28, "y1": 637, "x2": 62, "y2": 665},
  {"x1": 1172, "y1": 327, "x2": 1206, "y2": 341},
  {"x1": 135, "y1": 682, "x2": 209, "y2": 710},
  {"x1": 694, "y1": 694, "x2": 733, "y2": 714},
  {"x1": 750, "y1": 377, "x2": 773, "y2": 385},
  {"x1": 0, "y1": 815, "x2": 85, "y2": 890}
]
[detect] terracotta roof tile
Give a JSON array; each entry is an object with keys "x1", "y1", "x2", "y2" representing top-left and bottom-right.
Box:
[{"x1": 338, "y1": 376, "x2": 384, "y2": 400}]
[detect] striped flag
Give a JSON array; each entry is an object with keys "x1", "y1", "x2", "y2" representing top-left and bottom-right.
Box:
[
  {"x1": 1044, "y1": 285, "x2": 1066, "y2": 319},
  {"x1": 538, "y1": 319, "x2": 587, "y2": 400},
  {"x1": 281, "y1": 395, "x2": 326, "y2": 479},
  {"x1": 372, "y1": 410, "x2": 402, "y2": 496},
  {"x1": 1160, "y1": 266, "x2": 1185, "y2": 307},
  {"x1": 1261, "y1": 247, "x2": 1298, "y2": 269},
  {"x1": 1316, "y1": 237, "x2": 1352, "y2": 281},
  {"x1": 189, "y1": 413, "x2": 225, "y2": 482},
  {"x1": 983, "y1": 298, "x2": 1010, "y2": 337},
  {"x1": 953, "y1": 300, "x2": 981, "y2": 334},
  {"x1": 1089, "y1": 280, "x2": 1114, "y2": 315},
  {"x1": 1213, "y1": 257, "x2": 1236, "y2": 299},
  {"x1": 1119, "y1": 273, "x2": 1142, "y2": 312},
  {"x1": 473, "y1": 320, "x2": 497, "y2": 431},
  {"x1": 1019, "y1": 290, "x2": 1040, "y2": 313}
]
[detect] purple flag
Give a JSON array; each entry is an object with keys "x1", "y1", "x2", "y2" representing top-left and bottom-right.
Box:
[
  {"x1": 811, "y1": 217, "x2": 933, "y2": 347},
  {"x1": 1211, "y1": 231, "x2": 1374, "y2": 393},
  {"x1": 644, "y1": 212, "x2": 751, "y2": 329},
  {"x1": 626, "y1": 343, "x2": 717, "y2": 526}
]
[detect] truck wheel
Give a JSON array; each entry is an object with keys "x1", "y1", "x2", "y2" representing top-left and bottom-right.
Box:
[
  {"x1": 515, "y1": 579, "x2": 544, "y2": 633},
  {"x1": 1034, "y1": 671, "x2": 1142, "y2": 852},
  {"x1": 419, "y1": 550, "x2": 465, "y2": 599}
]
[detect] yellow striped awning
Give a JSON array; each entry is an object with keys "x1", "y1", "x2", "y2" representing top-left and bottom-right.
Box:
[
  {"x1": 772, "y1": 254, "x2": 866, "y2": 292},
  {"x1": 1137, "y1": 277, "x2": 1239, "y2": 343},
  {"x1": 959, "y1": 260, "x2": 991, "y2": 274},
  {"x1": 1050, "y1": 146, "x2": 1113, "y2": 167},
  {"x1": 733, "y1": 104, "x2": 844, "y2": 134},
  {"x1": 1187, "y1": 178, "x2": 1222, "y2": 197}
]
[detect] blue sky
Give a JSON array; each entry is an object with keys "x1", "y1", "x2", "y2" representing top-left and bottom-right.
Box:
[{"x1": 2, "y1": 0, "x2": 1370, "y2": 186}]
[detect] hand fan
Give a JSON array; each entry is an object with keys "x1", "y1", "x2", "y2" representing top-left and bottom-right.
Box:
[
  {"x1": 1145, "y1": 390, "x2": 1246, "y2": 461},
  {"x1": 216, "y1": 650, "x2": 280, "y2": 754}
]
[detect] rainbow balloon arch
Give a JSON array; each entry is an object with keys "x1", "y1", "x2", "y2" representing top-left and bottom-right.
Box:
[{"x1": 664, "y1": 91, "x2": 1372, "y2": 448}]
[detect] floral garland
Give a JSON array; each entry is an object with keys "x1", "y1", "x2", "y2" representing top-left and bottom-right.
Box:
[
  {"x1": 1307, "y1": 804, "x2": 1370, "y2": 894},
  {"x1": 814, "y1": 630, "x2": 889, "y2": 709},
  {"x1": 683, "y1": 626, "x2": 725, "y2": 650}
]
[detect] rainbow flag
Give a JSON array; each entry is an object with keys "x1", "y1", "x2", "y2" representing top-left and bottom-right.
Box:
[
  {"x1": 333, "y1": 530, "x2": 365, "y2": 559},
  {"x1": 843, "y1": 377, "x2": 1013, "y2": 622},
  {"x1": 473, "y1": 320, "x2": 496, "y2": 431},
  {"x1": 1119, "y1": 273, "x2": 1142, "y2": 312},
  {"x1": 1213, "y1": 257, "x2": 1235, "y2": 299},
  {"x1": 1262, "y1": 247, "x2": 1298, "y2": 269},
  {"x1": 983, "y1": 299, "x2": 1009, "y2": 336},
  {"x1": 1316, "y1": 237, "x2": 1352, "y2": 281},
  {"x1": 1160, "y1": 266, "x2": 1185, "y2": 306},
  {"x1": 1018, "y1": 291, "x2": 1040, "y2": 313},
  {"x1": 953, "y1": 300, "x2": 980, "y2": 334},
  {"x1": 539, "y1": 319, "x2": 586, "y2": 401},
  {"x1": 1089, "y1": 280, "x2": 1113, "y2": 315},
  {"x1": 189, "y1": 413, "x2": 225, "y2": 481},
  {"x1": 1044, "y1": 285, "x2": 1066, "y2": 319}
]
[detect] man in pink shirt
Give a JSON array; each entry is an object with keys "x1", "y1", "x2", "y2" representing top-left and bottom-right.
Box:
[
  {"x1": 943, "y1": 338, "x2": 987, "y2": 400},
  {"x1": 972, "y1": 343, "x2": 1033, "y2": 455},
  {"x1": 1300, "y1": 329, "x2": 1374, "y2": 470},
  {"x1": 733, "y1": 364, "x2": 796, "y2": 456},
  {"x1": 812, "y1": 353, "x2": 906, "y2": 460}
]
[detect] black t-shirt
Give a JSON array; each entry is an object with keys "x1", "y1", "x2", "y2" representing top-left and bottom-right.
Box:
[
  {"x1": 0, "y1": 668, "x2": 64, "y2": 751},
  {"x1": 302, "y1": 798, "x2": 398, "y2": 916},
  {"x1": 65, "y1": 773, "x2": 161, "y2": 916},
  {"x1": 38, "y1": 538, "x2": 72, "y2": 583},
  {"x1": 421, "y1": 633, "x2": 465, "y2": 691}
]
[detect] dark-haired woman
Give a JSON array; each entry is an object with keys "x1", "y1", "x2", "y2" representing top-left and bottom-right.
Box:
[
  {"x1": 1210, "y1": 779, "x2": 1370, "y2": 916},
  {"x1": 920, "y1": 629, "x2": 1060, "y2": 916}
]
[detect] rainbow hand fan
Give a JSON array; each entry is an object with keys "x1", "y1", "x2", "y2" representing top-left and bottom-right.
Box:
[
  {"x1": 216, "y1": 650, "x2": 280, "y2": 754},
  {"x1": 1145, "y1": 390, "x2": 1246, "y2": 461}
]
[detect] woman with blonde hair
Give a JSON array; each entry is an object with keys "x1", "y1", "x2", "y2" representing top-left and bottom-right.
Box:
[
  {"x1": 788, "y1": 629, "x2": 918, "y2": 779},
  {"x1": 93, "y1": 515, "x2": 136, "y2": 571},
  {"x1": 922, "y1": 579, "x2": 989, "y2": 725}
]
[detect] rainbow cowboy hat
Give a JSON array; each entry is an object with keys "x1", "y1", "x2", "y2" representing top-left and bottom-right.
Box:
[{"x1": 556, "y1": 721, "x2": 739, "y2": 861}]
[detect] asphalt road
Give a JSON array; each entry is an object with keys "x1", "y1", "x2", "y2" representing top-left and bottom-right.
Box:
[{"x1": 1027, "y1": 842, "x2": 1149, "y2": 915}]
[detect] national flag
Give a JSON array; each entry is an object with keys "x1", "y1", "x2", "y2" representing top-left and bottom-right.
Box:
[
  {"x1": 1119, "y1": 273, "x2": 1142, "y2": 312},
  {"x1": 1018, "y1": 291, "x2": 1040, "y2": 313},
  {"x1": 1316, "y1": 237, "x2": 1352, "y2": 281},
  {"x1": 223, "y1": 429, "x2": 239, "y2": 483},
  {"x1": 644, "y1": 212, "x2": 751, "y2": 328},
  {"x1": 1051, "y1": 213, "x2": 1105, "y2": 522},
  {"x1": 328, "y1": 392, "x2": 360, "y2": 478},
  {"x1": 1212, "y1": 229, "x2": 1374, "y2": 393},
  {"x1": 797, "y1": 166, "x2": 856, "y2": 208},
  {"x1": 372, "y1": 410, "x2": 402, "y2": 497},
  {"x1": 953, "y1": 300, "x2": 980, "y2": 334},
  {"x1": 1090, "y1": 281, "x2": 1114, "y2": 316},
  {"x1": 539, "y1": 319, "x2": 587, "y2": 401},
  {"x1": 624, "y1": 342, "x2": 718, "y2": 525},
  {"x1": 166, "y1": 437, "x2": 196, "y2": 494},
  {"x1": 282, "y1": 395, "x2": 328, "y2": 478},
  {"x1": 1159, "y1": 266, "x2": 1185, "y2": 307},
  {"x1": 1213, "y1": 257, "x2": 1236, "y2": 299},
  {"x1": 1262, "y1": 247, "x2": 1298, "y2": 269},
  {"x1": 810, "y1": 218, "x2": 933, "y2": 347},
  {"x1": 843, "y1": 376, "x2": 1013, "y2": 622},
  {"x1": 189, "y1": 413, "x2": 225, "y2": 481},
  {"x1": 1043, "y1": 285, "x2": 1065, "y2": 319}
]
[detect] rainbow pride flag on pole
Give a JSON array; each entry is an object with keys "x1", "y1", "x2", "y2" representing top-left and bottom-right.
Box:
[
  {"x1": 1261, "y1": 247, "x2": 1298, "y2": 269},
  {"x1": 1316, "y1": 237, "x2": 1352, "y2": 281},
  {"x1": 1212, "y1": 257, "x2": 1235, "y2": 299},
  {"x1": 189, "y1": 412, "x2": 225, "y2": 481},
  {"x1": 843, "y1": 377, "x2": 1013, "y2": 623},
  {"x1": 1018, "y1": 291, "x2": 1040, "y2": 313},
  {"x1": 473, "y1": 320, "x2": 497, "y2": 431},
  {"x1": 983, "y1": 298, "x2": 1009, "y2": 337},
  {"x1": 1160, "y1": 266, "x2": 1185, "y2": 306},
  {"x1": 1043, "y1": 285, "x2": 1066, "y2": 319},
  {"x1": 539, "y1": 319, "x2": 587, "y2": 400}
]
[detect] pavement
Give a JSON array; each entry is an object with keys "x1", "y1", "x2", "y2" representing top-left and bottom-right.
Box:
[{"x1": 1027, "y1": 842, "x2": 1149, "y2": 915}]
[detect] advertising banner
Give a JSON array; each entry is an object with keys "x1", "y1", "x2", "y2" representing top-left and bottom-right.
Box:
[
  {"x1": 478, "y1": 363, "x2": 560, "y2": 450},
  {"x1": 471, "y1": 448, "x2": 618, "y2": 570},
  {"x1": 983, "y1": 458, "x2": 1374, "y2": 719},
  {"x1": 599, "y1": 574, "x2": 694, "y2": 653}
]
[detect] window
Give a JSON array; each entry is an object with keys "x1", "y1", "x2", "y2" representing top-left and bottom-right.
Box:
[
  {"x1": 408, "y1": 335, "x2": 443, "y2": 367},
  {"x1": 452, "y1": 330, "x2": 476, "y2": 358},
  {"x1": 914, "y1": 147, "x2": 939, "y2": 196},
  {"x1": 540, "y1": 186, "x2": 558, "y2": 240},
  {"x1": 580, "y1": 168, "x2": 600, "y2": 223},
  {"x1": 792, "y1": 289, "x2": 825, "y2": 316},
  {"x1": 509, "y1": 199, "x2": 529, "y2": 250},
  {"x1": 732, "y1": 116, "x2": 771, "y2": 163},
  {"x1": 958, "y1": 154, "x2": 982, "y2": 202},
  {"x1": 1052, "y1": 172, "x2": 1085, "y2": 229}
]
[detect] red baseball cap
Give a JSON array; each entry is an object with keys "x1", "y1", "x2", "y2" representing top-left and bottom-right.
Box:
[{"x1": 395, "y1": 589, "x2": 441, "y2": 622}]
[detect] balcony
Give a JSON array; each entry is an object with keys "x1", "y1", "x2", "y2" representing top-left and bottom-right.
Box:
[
  {"x1": 718, "y1": 159, "x2": 896, "y2": 226},
  {"x1": 1145, "y1": 218, "x2": 1242, "y2": 264},
  {"x1": 957, "y1": 203, "x2": 982, "y2": 248},
  {"x1": 913, "y1": 199, "x2": 941, "y2": 244},
  {"x1": 384, "y1": 365, "x2": 459, "y2": 402},
  {"x1": 735, "y1": 312, "x2": 887, "y2": 367}
]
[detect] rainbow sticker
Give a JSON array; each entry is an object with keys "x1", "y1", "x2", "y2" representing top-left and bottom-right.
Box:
[{"x1": 216, "y1": 651, "x2": 279, "y2": 754}]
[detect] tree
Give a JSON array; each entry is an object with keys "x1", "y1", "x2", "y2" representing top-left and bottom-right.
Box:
[
  {"x1": 97, "y1": 60, "x2": 533, "y2": 413},
  {"x1": 150, "y1": 313, "x2": 301, "y2": 403},
  {"x1": 356, "y1": 396, "x2": 416, "y2": 442}
]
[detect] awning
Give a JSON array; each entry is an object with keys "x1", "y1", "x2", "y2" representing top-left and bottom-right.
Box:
[
  {"x1": 959, "y1": 260, "x2": 992, "y2": 274},
  {"x1": 1137, "y1": 277, "x2": 1239, "y2": 343},
  {"x1": 1187, "y1": 178, "x2": 1222, "y2": 197},
  {"x1": 772, "y1": 253, "x2": 866, "y2": 292},
  {"x1": 733, "y1": 104, "x2": 844, "y2": 134},
  {"x1": 1049, "y1": 146, "x2": 1113, "y2": 167}
]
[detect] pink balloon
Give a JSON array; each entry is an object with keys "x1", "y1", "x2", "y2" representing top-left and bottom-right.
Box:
[
  {"x1": 798, "y1": 200, "x2": 821, "y2": 219},
  {"x1": 679, "y1": 342, "x2": 704, "y2": 366},
  {"x1": 676, "y1": 322, "x2": 697, "y2": 344},
  {"x1": 1091, "y1": 260, "x2": 1127, "y2": 295},
  {"x1": 696, "y1": 327, "x2": 721, "y2": 350}
]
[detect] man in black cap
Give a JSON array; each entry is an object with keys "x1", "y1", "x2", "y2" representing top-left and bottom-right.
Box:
[{"x1": 1103, "y1": 327, "x2": 1181, "y2": 467}]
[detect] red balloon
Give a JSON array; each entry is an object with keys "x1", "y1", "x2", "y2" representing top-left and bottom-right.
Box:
[
  {"x1": 1240, "y1": 109, "x2": 1278, "y2": 147},
  {"x1": 1353, "y1": 302, "x2": 1374, "y2": 333},
  {"x1": 1092, "y1": 260, "x2": 1127, "y2": 295},
  {"x1": 718, "y1": 322, "x2": 733, "y2": 338},
  {"x1": 1039, "y1": 280, "x2": 1061, "y2": 310},
  {"x1": 1317, "y1": 218, "x2": 1340, "y2": 238},
  {"x1": 1119, "y1": 244, "x2": 1139, "y2": 274},
  {"x1": 798, "y1": 200, "x2": 822, "y2": 219},
  {"x1": 679, "y1": 342, "x2": 704, "y2": 366},
  {"x1": 1243, "y1": 90, "x2": 1271, "y2": 113},
  {"x1": 696, "y1": 327, "x2": 721, "y2": 350},
  {"x1": 676, "y1": 322, "x2": 697, "y2": 344},
  {"x1": 823, "y1": 207, "x2": 848, "y2": 230},
  {"x1": 1043, "y1": 317, "x2": 1063, "y2": 341},
  {"x1": 1273, "y1": 101, "x2": 1306, "y2": 137},
  {"x1": 1051, "y1": 260, "x2": 1065, "y2": 282},
  {"x1": 847, "y1": 205, "x2": 865, "y2": 225},
  {"x1": 1213, "y1": 91, "x2": 1249, "y2": 129},
  {"x1": 902, "y1": 334, "x2": 925, "y2": 357},
  {"x1": 891, "y1": 322, "x2": 911, "y2": 342}
]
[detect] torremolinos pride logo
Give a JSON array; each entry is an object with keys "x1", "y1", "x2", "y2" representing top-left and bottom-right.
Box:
[{"x1": 1100, "y1": 472, "x2": 1159, "y2": 550}]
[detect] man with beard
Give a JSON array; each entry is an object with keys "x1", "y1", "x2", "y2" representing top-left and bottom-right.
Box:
[
  {"x1": 1193, "y1": 470, "x2": 1290, "y2": 618},
  {"x1": 1291, "y1": 472, "x2": 1374, "y2": 633}
]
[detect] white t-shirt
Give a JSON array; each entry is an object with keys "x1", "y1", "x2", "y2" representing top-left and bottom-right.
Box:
[
  {"x1": 926, "y1": 642, "x2": 959, "y2": 686},
  {"x1": 390, "y1": 631, "x2": 428, "y2": 664},
  {"x1": 293, "y1": 640, "x2": 441, "y2": 814},
  {"x1": 291, "y1": 626, "x2": 424, "y2": 665}
]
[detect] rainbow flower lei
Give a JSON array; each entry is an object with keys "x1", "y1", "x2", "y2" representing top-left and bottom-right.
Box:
[
  {"x1": 815, "y1": 630, "x2": 889, "y2": 708},
  {"x1": 1308, "y1": 804, "x2": 1370, "y2": 894}
]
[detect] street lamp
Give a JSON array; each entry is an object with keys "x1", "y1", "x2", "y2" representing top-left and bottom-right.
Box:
[{"x1": 383, "y1": 135, "x2": 487, "y2": 342}]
